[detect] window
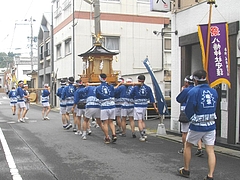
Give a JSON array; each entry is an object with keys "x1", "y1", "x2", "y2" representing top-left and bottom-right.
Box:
[
  {"x1": 40, "y1": 46, "x2": 44, "y2": 60},
  {"x1": 65, "y1": 38, "x2": 71, "y2": 55},
  {"x1": 56, "y1": 44, "x2": 62, "y2": 58},
  {"x1": 93, "y1": 36, "x2": 120, "y2": 51},
  {"x1": 164, "y1": 37, "x2": 171, "y2": 51},
  {"x1": 103, "y1": 36, "x2": 120, "y2": 51},
  {"x1": 178, "y1": 0, "x2": 181, "y2": 8},
  {"x1": 45, "y1": 42, "x2": 50, "y2": 57}
]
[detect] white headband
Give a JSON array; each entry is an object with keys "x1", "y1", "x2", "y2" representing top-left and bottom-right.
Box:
[
  {"x1": 193, "y1": 76, "x2": 206, "y2": 81},
  {"x1": 99, "y1": 75, "x2": 106, "y2": 82},
  {"x1": 126, "y1": 78, "x2": 133, "y2": 82}
]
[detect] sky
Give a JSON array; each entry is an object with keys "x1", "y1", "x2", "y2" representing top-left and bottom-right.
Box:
[{"x1": 0, "y1": 0, "x2": 52, "y2": 55}]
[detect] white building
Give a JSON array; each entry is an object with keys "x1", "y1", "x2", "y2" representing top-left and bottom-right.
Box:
[
  {"x1": 171, "y1": 0, "x2": 240, "y2": 145},
  {"x1": 0, "y1": 68, "x2": 7, "y2": 90},
  {"x1": 51, "y1": 0, "x2": 172, "y2": 105},
  {"x1": 14, "y1": 56, "x2": 38, "y2": 85}
]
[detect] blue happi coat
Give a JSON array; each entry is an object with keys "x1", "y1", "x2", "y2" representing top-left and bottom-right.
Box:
[
  {"x1": 96, "y1": 82, "x2": 115, "y2": 109},
  {"x1": 130, "y1": 84, "x2": 155, "y2": 108},
  {"x1": 185, "y1": 84, "x2": 218, "y2": 132},
  {"x1": 79, "y1": 86, "x2": 100, "y2": 109},
  {"x1": 57, "y1": 86, "x2": 66, "y2": 107}
]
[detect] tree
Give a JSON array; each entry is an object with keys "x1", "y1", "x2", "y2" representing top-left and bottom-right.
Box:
[{"x1": 0, "y1": 52, "x2": 14, "y2": 68}]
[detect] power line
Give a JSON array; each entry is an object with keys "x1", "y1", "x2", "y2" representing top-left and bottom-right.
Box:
[
  {"x1": 9, "y1": 23, "x2": 17, "y2": 52},
  {"x1": 1, "y1": 34, "x2": 9, "y2": 42},
  {"x1": 23, "y1": 0, "x2": 34, "y2": 19}
]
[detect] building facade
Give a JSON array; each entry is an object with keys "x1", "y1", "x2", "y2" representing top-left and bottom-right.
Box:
[
  {"x1": 38, "y1": 13, "x2": 56, "y2": 105},
  {"x1": 51, "y1": 0, "x2": 172, "y2": 107},
  {"x1": 171, "y1": 0, "x2": 240, "y2": 145}
]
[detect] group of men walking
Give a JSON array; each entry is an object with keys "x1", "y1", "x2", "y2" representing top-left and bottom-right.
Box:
[
  {"x1": 7, "y1": 69, "x2": 219, "y2": 179},
  {"x1": 56, "y1": 73, "x2": 158, "y2": 144},
  {"x1": 8, "y1": 80, "x2": 51, "y2": 122},
  {"x1": 8, "y1": 80, "x2": 30, "y2": 122}
]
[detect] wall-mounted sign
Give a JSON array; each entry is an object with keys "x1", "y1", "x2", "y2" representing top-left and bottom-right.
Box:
[{"x1": 150, "y1": 0, "x2": 170, "y2": 12}]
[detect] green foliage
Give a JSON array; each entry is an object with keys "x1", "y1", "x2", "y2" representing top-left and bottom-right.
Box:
[{"x1": 0, "y1": 52, "x2": 14, "y2": 68}]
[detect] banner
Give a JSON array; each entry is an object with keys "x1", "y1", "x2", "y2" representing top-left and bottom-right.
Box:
[
  {"x1": 198, "y1": 22, "x2": 231, "y2": 88},
  {"x1": 143, "y1": 58, "x2": 169, "y2": 115}
]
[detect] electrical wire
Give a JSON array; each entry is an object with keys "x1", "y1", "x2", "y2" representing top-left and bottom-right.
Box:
[
  {"x1": 215, "y1": 7, "x2": 227, "y2": 22},
  {"x1": 23, "y1": 0, "x2": 34, "y2": 20},
  {"x1": 9, "y1": 23, "x2": 17, "y2": 52},
  {"x1": 198, "y1": 10, "x2": 209, "y2": 24}
]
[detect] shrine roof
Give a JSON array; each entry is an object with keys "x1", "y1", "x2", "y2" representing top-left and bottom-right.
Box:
[{"x1": 78, "y1": 44, "x2": 119, "y2": 57}]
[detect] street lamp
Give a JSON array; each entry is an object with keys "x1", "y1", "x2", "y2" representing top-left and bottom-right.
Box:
[{"x1": 153, "y1": 30, "x2": 178, "y2": 36}]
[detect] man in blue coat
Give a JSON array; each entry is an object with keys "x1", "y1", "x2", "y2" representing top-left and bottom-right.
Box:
[
  {"x1": 178, "y1": 70, "x2": 218, "y2": 180},
  {"x1": 41, "y1": 84, "x2": 51, "y2": 120},
  {"x1": 176, "y1": 75, "x2": 194, "y2": 154},
  {"x1": 16, "y1": 80, "x2": 27, "y2": 122},
  {"x1": 96, "y1": 73, "x2": 117, "y2": 144},
  {"x1": 61, "y1": 77, "x2": 76, "y2": 129},
  {"x1": 57, "y1": 80, "x2": 68, "y2": 129},
  {"x1": 130, "y1": 75, "x2": 157, "y2": 142}
]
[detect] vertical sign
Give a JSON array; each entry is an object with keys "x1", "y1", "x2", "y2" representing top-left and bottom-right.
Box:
[
  {"x1": 150, "y1": 0, "x2": 170, "y2": 12},
  {"x1": 198, "y1": 22, "x2": 231, "y2": 88}
]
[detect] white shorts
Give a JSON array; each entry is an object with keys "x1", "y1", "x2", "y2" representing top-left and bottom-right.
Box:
[
  {"x1": 186, "y1": 129, "x2": 216, "y2": 146},
  {"x1": 180, "y1": 122, "x2": 190, "y2": 133},
  {"x1": 10, "y1": 103, "x2": 17, "y2": 107},
  {"x1": 17, "y1": 102, "x2": 26, "y2": 109},
  {"x1": 101, "y1": 108, "x2": 115, "y2": 121},
  {"x1": 42, "y1": 102, "x2": 50, "y2": 107},
  {"x1": 74, "y1": 106, "x2": 78, "y2": 113},
  {"x1": 25, "y1": 102, "x2": 30, "y2": 110},
  {"x1": 134, "y1": 107, "x2": 147, "y2": 121},
  {"x1": 66, "y1": 105, "x2": 73, "y2": 114},
  {"x1": 76, "y1": 109, "x2": 85, "y2": 117},
  {"x1": 115, "y1": 107, "x2": 121, "y2": 117},
  {"x1": 121, "y1": 108, "x2": 134, "y2": 117},
  {"x1": 85, "y1": 108, "x2": 100, "y2": 119},
  {"x1": 60, "y1": 106, "x2": 66, "y2": 114}
]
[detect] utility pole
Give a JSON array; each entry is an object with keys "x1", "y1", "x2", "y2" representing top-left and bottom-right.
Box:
[
  {"x1": 51, "y1": 3, "x2": 55, "y2": 107},
  {"x1": 25, "y1": 17, "x2": 35, "y2": 72},
  {"x1": 30, "y1": 16, "x2": 33, "y2": 72},
  {"x1": 25, "y1": 17, "x2": 36, "y2": 88},
  {"x1": 72, "y1": 0, "x2": 75, "y2": 78}
]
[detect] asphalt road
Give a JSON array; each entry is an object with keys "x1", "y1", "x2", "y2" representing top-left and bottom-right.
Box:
[{"x1": 0, "y1": 93, "x2": 239, "y2": 180}]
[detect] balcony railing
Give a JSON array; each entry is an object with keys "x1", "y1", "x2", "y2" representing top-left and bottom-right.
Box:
[
  {"x1": 62, "y1": 0, "x2": 71, "y2": 10},
  {"x1": 54, "y1": 7, "x2": 62, "y2": 18}
]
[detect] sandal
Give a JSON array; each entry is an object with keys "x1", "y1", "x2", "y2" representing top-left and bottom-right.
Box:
[
  {"x1": 178, "y1": 167, "x2": 190, "y2": 178},
  {"x1": 204, "y1": 175, "x2": 213, "y2": 180}
]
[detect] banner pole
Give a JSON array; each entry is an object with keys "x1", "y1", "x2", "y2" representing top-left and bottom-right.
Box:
[{"x1": 205, "y1": 3, "x2": 212, "y2": 72}]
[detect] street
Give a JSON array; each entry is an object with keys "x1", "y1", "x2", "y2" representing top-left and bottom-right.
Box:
[{"x1": 0, "y1": 93, "x2": 239, "y2": 180}]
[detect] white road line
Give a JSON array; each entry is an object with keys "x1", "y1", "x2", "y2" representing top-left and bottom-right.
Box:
[{"x1": 0, "y1": 128, "x2": 22, "y2": 180}]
